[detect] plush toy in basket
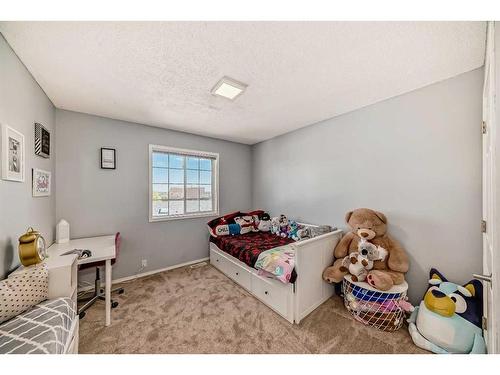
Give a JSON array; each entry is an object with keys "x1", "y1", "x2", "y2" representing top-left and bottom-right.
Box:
[
  {"x1": 343, "y1": 274, "x2": 412, "y2": 332},
  {"x1": 338, "y1": 238, "x2": 388, "y2": 282},
  {"x1": 407, "y1": 268, "x2": 485, "y2": 354},
  {"x1": 323, "y1": 208, "x2": 409, "y2": 291}
]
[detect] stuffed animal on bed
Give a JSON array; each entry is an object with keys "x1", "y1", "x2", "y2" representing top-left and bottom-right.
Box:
[
  {"x1": 252, "y1": 214, "x2": 260, "y2": 231},
  {"x1": 278, "y1": 214, "x2": 289, "y2": 238},
  {"x1": 408, "y1": 268, "x2": 485, "y2": 354},
  {"x1": 258, "y1": 212, "x2": 271, "y2": 232},
  {"x1": 296, "y1": 227, "x2": 310, "y2": 240},
  {"x1": 271, "y1": 217, "x2": 280, "y2": 235},
  {"x1": 287, "y1": 220, "x2": 300, "y2": 241}
]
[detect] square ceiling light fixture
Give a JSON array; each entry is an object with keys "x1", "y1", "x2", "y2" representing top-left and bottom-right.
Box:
[{"x1": 211, "y1": 76, "x2": 248, "y2": 100}]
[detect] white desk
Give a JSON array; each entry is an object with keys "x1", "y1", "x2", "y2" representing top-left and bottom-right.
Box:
[{"x1": 47, "y1": 235, "x2": 116, "y2": 326}]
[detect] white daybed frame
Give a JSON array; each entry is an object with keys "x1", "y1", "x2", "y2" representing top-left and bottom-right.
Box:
[
  {"x1": 65, "y1": 318, "x2": 79, "y2": 354},
  {"x1": 210, "y1": 226, "x2": 342, "y2": 324}
]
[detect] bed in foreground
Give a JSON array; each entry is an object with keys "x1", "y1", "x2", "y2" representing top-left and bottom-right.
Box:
[{"x1": 210, "y1": 225, "x2": 342, "y2": 323}]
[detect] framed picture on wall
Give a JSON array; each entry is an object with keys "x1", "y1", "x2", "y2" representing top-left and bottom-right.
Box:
[
  {"x1": 32, "y1": 168, "x2": 51, "y2": 197},
  {"x1": 101, "y1": 147, "x2": 116, "y2": 169},
  {"x1": 34, "y1": 122, "x2": 50, "y2": 158},
  {"x1": 1, "y1": 123, "x2": 25, "y2": 182}
]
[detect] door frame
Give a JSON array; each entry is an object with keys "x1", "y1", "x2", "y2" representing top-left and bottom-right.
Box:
[{"x1": 484, "y1": 20, "x2": 500, "y2": 353}]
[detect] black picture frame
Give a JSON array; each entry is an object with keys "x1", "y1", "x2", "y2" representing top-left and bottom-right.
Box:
[
  {"x1": 100, "y1": 148, "x2": 116, "y2": 169},
  {"x1": 34, "y1": 122, "x2": 50, "y2": 158}
]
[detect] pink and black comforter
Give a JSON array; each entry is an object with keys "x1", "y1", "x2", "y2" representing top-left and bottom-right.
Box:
[{"x1": 210, "y1": 231, "x2": 297, "y2": 282}]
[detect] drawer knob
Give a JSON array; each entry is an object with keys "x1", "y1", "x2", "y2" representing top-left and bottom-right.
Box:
[
  {"x1": 265, "y1": 291, "x2": 268, "y2": 295},
  {"x1": 236, "y1": 272, "x2": 239, "y2": 275}
]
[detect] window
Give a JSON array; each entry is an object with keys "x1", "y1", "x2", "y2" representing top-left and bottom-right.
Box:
[{"x1": 149, "y1": 145, "x2": 219, "y2": 221}]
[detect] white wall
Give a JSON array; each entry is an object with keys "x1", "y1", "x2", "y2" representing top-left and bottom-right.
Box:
[
  {"x1": 0, "y1": 34, "x2": 56, "y2": 279},
  {"x1": 252, "y1": 69, "x2": 484, "y2": 303},
  {"x1": 55, "y1": 109, "x2": 252, "y2": 281}
]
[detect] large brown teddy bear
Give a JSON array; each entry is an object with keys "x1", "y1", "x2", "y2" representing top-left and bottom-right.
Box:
[{"x1": 322, "y1": 208, "x2": 409, "y2": 291}]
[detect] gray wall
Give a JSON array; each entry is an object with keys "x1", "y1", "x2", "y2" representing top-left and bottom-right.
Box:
[
  {"x1": 0, "y1": 34, "x2": 56, "y2": 279},
  {"x1": 55, "y1": 109, "x2": 252, "y2": 281},
  {"x1": 252, "y1": 69, "x2": 483, "y2": 303},
  {"x1": 1, "y1": 27, "x2": 484, "y2": 305}
]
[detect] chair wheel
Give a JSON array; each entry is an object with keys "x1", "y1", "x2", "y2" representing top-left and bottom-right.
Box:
[
  {"x1": 111, "y1": 301, "x2": 119, "y2": 308},
  {"x1": 118, "y1": 288, "x2": 124, "y2": 294},
  {"x1": 79, "y1": 311, "x2": 86, "y2": 319}
]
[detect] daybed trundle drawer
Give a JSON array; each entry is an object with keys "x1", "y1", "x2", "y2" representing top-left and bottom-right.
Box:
[
  {"x1": 211, "y1": 249, "x2": 252, "y2": 291},
  {"x1": 251, "y1": 275, "x2": 290, "y2": 317},
  {"x1": 223, "y1": 259, "x2": 252, "y2": 291},
  {"x1": 210, "y1": 249, "x2": 226, "y2": 270}
]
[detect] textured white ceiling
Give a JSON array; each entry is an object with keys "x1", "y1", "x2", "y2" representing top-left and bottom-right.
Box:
[{"x1": 0, "y1": 22, "x2": 486, "y2": 144}]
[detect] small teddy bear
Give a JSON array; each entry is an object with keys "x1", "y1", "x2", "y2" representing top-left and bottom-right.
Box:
[{"x1": 340, "y1": 239, "x2": 388, "y2": 282}]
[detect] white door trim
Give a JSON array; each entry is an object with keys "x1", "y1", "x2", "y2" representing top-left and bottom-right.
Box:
[{"x1": 483, "y1": 20, "x2": 500, "y2": 353}]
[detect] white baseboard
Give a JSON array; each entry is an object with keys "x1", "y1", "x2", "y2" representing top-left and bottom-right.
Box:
[{"x1": 77, "y1": 257, "x2": 209, "y2": 292}]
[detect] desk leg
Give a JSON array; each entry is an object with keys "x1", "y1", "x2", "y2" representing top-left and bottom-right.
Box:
[{"x1": 105, "y1": 259, "x2": 111, "y2": 326}]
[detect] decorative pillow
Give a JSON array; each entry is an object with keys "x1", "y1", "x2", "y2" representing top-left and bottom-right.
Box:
[
  {"x1": 207, "y1": 211, "x2": 242, "y2": 237},
  {"x1": 234, "y1": 215, "x2": 256, "y2": 235},
  {"x1": 0, "y1": 263, "x2": 49, "y2": 324},
  {"x1": 247, "y1": 210, "x2": 264, "y2": 231},
  {"x1": 207, "y1": 210, "x2": 267, "y2": 237}
]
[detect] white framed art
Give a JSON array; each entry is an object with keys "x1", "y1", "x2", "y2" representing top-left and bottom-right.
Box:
[
  {"x1": 32, "y1": 168, "x2": 51, "y2": 197},
  {"x1": 1, "y1": 124, "x2": 25, "y2": 182}
]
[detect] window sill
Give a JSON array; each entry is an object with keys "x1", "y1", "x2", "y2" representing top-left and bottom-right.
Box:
[{"x1": 149, "y1": 211, "x2": 219, "y2": 222}]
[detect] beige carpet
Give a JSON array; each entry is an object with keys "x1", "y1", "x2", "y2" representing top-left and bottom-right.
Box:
[{"x1": 78, "y1": 263, "x2": 428, "y2": 354}]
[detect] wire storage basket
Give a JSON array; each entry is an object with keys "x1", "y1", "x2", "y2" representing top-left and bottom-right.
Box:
[{"x1": 342, "y1": 275, "x2": 409, "y2": 332}]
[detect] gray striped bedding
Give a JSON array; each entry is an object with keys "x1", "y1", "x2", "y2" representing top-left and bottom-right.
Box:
[{"x1": 0, "y1": 297, "x2": 75, "y2": 354}]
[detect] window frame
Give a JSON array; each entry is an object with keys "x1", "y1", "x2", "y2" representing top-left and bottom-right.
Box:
[{"x1": 148, "y1": 144, "x2": 219, "y2": 222}]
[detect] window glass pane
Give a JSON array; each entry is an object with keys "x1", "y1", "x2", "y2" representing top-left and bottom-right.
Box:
[
  {"x1": 153, "y1": 200, "x2": 169, "y2": 216},
  {"x1": 151, "y1": 148, "x2": 217, "y2": 219},
  {"x1": 169, "y1": 201, "x2": 184, "y2": 215},
  {"x1": 199, "y1": 185, "x2": 212, "y2": 199},
  {"x1": 186, "y1": 200, "x2": 200, "y2": 213},
  {"x1": 152, "y1": 152, "x2": 168, "y2": 168},
  {"x1": 200, "y1": 158, "x2": 212, "y2": 171},
  {"x1": 186, "y1": 157, "x2": 199, "y2": 169},
  {"x1": 169, "y1": 154, "x2": 184, "y2": 169},
  {"x1": 169, "y1": 169, "x2": 184, "y2": 184},
  {"x1": 186, "y1": 169, "x2": 199, "y2": 184},
  {"x1": 186, "y1": 185, "x2": 200, "y2": 199},
  {"x1": 168, "y1": 185, "x2": 184, "y2": 199},
  {"x1": 200, "y1": 200, "x2": 212, "y2": 212},
  {"x1": 152, "y1": 167, "x2": 168, "y2": 183},
  {"x1": 152, "y1": 184, "x2": 169, "y2": 200},
  {"x1": 200, "y1": 170, "x2": 211, "y2": 184}
]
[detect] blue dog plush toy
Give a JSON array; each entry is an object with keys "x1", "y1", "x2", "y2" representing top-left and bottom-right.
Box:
[{"x1": 408, "y1": 268, "x2": 485, "y2": 354}]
